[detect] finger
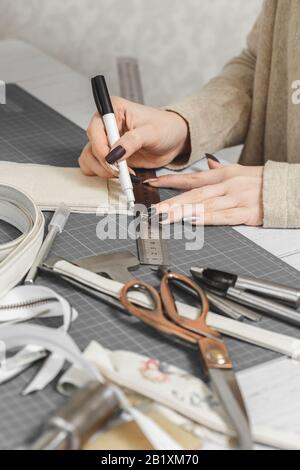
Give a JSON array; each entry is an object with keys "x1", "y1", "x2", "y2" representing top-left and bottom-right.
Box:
[
  {"x1": 144, "y1": 173, "x2": 206, "y2": 190},
  {"x1": 155, "y1": 183, "x2": 226, "y2": 213},
  {"x1": 173, "y1": 196, "x2": 237, "y2": 225},
  {"x1": 154, "y1": 184, "x2": 226, "y2": 224},
  {"x1": 79, "y1": 144, "x2": 114, "y2": 178},
  {"x1": 79, "y1": 144, "x2": 94, "y2": 175},
  {"x1": 87, "y1": 113, "x2": 110, "y2": 160},
  {"x1": 126, "y1": 152, "x2": 172, "y2": 169},
  {"x1": 202, "y1": 195, "x2": 237, "y2": 213},
  {"x1": 106, "y1": 125, "x2": 158, "y2": 164},
  {"x1": 203, "y1": 208, "x2": 247, "y2": 226},
  {"x1": 87, "y1": 114, "x2": 118, "y2": 176},
  {"x1": 146, "y1": 168, "x2": 226, "y2": 189},
  {"x1": 207, "y1": 158, "x2": 224, "y2": 170},
  {"x1": 111, "y1": 97, "x2": 126, "y2": 130}
]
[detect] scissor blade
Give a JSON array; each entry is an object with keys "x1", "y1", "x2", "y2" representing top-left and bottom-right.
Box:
[{"x1": 208, "y1": 369, "x2": 253, "y2": 450}]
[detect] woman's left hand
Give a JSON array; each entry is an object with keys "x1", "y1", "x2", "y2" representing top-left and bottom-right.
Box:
[{"x1": 147, "y1": 159, "x2": 264, "y2": 226}]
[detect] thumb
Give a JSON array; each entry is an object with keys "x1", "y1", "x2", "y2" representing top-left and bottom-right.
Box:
[{"x1": 106, "y1": 125, "x2": 154, "y2": 164}]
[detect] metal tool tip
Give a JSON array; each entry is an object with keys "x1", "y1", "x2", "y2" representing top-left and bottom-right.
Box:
[
  {"x1": 190, "y1": 267, "x2": 204, "y2": 276},
  {"x1": 50, "y1": 203, "x2": 71, "y2": 233}
]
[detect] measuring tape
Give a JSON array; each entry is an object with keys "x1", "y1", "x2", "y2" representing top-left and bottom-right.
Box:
[{"x1": 117, "y1": 58, "x2": 170, "y2": 266}]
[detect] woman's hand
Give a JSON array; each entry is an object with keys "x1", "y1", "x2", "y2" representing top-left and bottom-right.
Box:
[
  {"x1": 149, "y1": 159, "x2": 264, "y2": 226},
  {"x1": 79, "y1": 97, "x2": 190, "y2": 178}
]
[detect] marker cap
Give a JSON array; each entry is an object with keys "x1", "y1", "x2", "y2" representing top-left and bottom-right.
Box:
[{"x1": 91, "y1": 76, "x2": 114, "y2": 116}]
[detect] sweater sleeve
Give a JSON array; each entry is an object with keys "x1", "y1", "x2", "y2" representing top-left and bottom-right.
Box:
[
  {"x1": 165, "y1": 11, "x2": 261, "y2": 170},
  {"x1": 263, "y1": 161, "x2": 300, "y2": 228}
]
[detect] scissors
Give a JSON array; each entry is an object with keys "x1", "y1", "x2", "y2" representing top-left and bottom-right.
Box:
[{"x1": 120, "y1": 271, "x2": 253, "y2": 450}]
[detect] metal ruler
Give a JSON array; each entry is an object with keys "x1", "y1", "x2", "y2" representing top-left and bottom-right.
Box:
[{"x1": 117, "y1": 58, "x2": 170, "y2": 266}]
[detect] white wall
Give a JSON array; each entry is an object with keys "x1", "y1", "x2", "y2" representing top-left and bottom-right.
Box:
[{"x1": 0, "y1": 0, "x2": 262, "y2": 105}]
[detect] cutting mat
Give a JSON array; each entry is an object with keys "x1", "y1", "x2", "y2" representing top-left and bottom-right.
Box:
[{"x1": 0, "y1": 84, "x2": 300, "y2": 449}]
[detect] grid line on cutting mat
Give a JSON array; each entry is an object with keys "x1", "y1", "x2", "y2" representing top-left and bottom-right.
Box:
[{"x1": 0, "y1": 84, "x2": 300, "y2": 449}]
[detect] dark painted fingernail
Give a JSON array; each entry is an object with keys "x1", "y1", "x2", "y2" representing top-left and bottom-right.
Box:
[
  {"x1": 130, "y1": 175, "x2": 141, "y2": 185},
  {"x1": 106, "y1": 145, "x2": 126, "y2": 164},
  {"x1": 205, "y1": 153, "x2": 220, "y2": 163}
]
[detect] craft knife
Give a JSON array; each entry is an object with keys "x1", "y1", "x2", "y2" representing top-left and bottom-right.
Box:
[{"x1": 24, "y1": 203, "x2": 71, "y2": 285}]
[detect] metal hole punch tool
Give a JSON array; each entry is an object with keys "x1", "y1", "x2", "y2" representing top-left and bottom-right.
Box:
[
  {"x1": 191, "y1": 267, "x2": 300, "y2": 327},
  {"x1": 191, "y1": 267, "x2": 300, "y2": 308}
]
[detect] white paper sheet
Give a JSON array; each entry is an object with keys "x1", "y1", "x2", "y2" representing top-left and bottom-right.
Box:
[
  {"x1": 235, "y1": 226, "x2": 300, "y2": 266},
  {"x1": 238, "y1": 357, "x2": 300, "y2": 442}
]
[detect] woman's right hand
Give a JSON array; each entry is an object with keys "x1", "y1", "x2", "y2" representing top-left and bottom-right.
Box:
[{"x1": 79, "y1": 96, "x2": 190, "y2": 178}]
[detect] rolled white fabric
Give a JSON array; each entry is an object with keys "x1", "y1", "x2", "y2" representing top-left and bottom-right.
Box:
[{"x1": 0, "y1": 185, "x2": 44, "y2": 298}]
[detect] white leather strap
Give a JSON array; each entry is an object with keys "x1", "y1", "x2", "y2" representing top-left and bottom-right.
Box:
[{"x1": 0, "y1": 185, "x2": 44, "y2": 298}]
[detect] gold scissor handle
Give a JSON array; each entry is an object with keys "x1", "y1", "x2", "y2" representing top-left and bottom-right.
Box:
[
  {"x1": 159, "y1": 272, "x2": 217, "y2": 337},
  {"x1": 120, "y1": 279, "x2": 196, "y2": 344},
  {"x1": 160, "y1": 272, "x2": 232, "y2": 369},
  {"x1": 120, "y1": 280, "x2": 163, "y2": 321}
]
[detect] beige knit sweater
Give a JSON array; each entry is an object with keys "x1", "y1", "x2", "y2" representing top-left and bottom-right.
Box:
[{"x1": 168, "y1": 0, "x2": 300, "y2": 228}]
